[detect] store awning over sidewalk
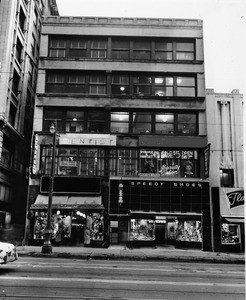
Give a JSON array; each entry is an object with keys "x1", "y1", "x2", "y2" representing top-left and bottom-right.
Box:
[
  {"x1": 221, "y1": 216, "x2": 244, "y2": 224},
  {"x1": 30, "y1": 194, "x2": 104, "y2": 210}
]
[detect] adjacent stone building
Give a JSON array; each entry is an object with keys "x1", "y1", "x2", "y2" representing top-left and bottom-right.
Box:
[
  {"x1": 206, "y1": 89, "x2": 244, "y2": 252},
  {"x1": 0, "y1": 0, "x2": 58, "y2": 241}
]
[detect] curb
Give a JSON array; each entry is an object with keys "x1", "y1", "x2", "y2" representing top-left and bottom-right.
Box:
[{"x1": 17, "y1": 251, "x2": 245, "y2": 264}]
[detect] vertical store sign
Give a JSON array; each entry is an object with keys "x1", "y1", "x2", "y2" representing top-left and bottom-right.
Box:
[
  {"x1": 32, "y1": 134, "x2": 39, "y2": 174},
  {"x1": 204, "y1": 144, "x2": 210, "y2": 179}
]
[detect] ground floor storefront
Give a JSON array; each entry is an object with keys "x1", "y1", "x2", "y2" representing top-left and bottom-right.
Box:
[
  {"x1": 212, "y1": 187, "x2": 245, "y2": 252},
  {"x1": 109, "y1": 178, "x2": 212, "y2": 251},
  {"x1": 109, "y1": 214, "x2": 203, "y2": 249},
  {"x1": 28, "y1": 194, "x2": 105, "y2": 247}
]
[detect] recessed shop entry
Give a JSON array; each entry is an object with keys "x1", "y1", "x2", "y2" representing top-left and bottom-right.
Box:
[{"x1": 155, "y1": 223, "x2": 166, "y2": 245}]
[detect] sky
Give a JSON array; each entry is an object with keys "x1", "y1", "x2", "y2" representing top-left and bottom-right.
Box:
[{"x1": 56, "y1": 0, "x2": 246, "y2": 97}]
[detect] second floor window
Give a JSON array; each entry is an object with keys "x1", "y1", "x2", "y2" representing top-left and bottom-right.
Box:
[{"x1": 43, "y1": 108, "x2": 198, "y2": 136}]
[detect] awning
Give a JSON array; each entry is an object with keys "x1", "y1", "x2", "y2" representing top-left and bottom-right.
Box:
[
  {"x1": 221, "y1": 216, "x2": 244, "y2": 224},
  {"x1": 30, "y1": 194, "x2": 104, "y2": 210}
]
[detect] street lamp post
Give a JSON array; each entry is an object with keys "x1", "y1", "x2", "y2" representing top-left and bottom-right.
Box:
[{"x1": 41, "y1": 122, "x2": 57, "y2": 253}]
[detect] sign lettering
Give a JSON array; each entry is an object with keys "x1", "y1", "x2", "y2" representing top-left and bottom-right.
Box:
[{"x1": 226, "y1": 190, "x2": 244, "y2": 209}]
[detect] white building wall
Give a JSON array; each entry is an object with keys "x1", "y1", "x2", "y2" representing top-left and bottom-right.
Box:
[{"x1": 206, "y1": 89, "x2": 244, "y2": 187}]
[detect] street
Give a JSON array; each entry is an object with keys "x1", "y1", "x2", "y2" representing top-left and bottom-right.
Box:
[{"x1": 0, "y1": 257, "x2": 244, "y2": 300}]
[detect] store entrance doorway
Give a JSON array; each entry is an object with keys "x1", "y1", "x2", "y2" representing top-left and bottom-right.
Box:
[{"x1": 155, "y1": 223, "x2": 165, "y2": 245}]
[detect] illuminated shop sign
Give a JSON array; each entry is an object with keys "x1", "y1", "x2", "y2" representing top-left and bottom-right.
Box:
[
  {"x1": 130, "y1": 181, "x2": 204, "y2": 188},
  {"x1": 59, "y1": 134, "x2": 116, "y2": 146},
  {"x1": 109, "y1": 179, "x2": 209, "y2": 215}
]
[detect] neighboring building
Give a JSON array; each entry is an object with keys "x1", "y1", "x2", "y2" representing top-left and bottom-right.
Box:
[
  {"x1": 27, "y1": 16, "x2": 212, "y2": 250},
  {"x1": 206, "y1": 89, "x2": 244, "y2": 252},
  {"x1": 0, "y1": 0, "x2": 58, "y2": 241}
]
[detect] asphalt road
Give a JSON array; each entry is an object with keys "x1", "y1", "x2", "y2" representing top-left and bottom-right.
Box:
[{"x1": 0, "y1": 257, "x2": 245, "y2": 300}]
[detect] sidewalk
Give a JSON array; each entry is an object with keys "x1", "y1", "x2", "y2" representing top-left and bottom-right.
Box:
[{"x1": 17, "y1": 245, "x2": 245, "y2": 264}]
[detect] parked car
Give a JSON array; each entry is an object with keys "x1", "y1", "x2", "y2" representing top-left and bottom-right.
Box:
[{"x1": 0, "y1": 241, "x2": 18, "y2": 264}]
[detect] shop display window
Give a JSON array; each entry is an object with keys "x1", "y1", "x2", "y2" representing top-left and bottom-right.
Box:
[
  {"x1": 140, "y1": 150, "x2": 198, "y2": 177},
  {"x1": 85, "y1": 213, "x2": 104, "y2": 245},
  {"x1": 130, "y1": 219, "x2": 155, "y2": 241},
  {"x1": 221, "y1": 223, "x2": 240, "y2": 244},
  {"x1": 176, "y1": 220, "x2": 202, "y2": 242},
  {"x1": 33, "y1": 211, "x2": 71, "y2": 240}
]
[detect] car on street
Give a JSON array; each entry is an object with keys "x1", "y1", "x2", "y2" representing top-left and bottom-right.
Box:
[{"x1": 0, "y1": 241, "x2": 18, "y2": 264}]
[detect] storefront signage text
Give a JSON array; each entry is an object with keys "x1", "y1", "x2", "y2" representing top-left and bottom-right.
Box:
[
  {"x1": 59, "y1": 134, "x2": 116, "y2": 146},
  {"x1": 130, "y1": 181, "x2": 204, "y2": 188},
  {"x1": 140, "y1": 150, "x2": 195, "y2": 159},
  {"x1": 226, "y1": 190, "x2": 244, "y2": 209}
]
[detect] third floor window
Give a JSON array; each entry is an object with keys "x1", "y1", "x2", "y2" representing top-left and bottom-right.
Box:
[
  {"x1": 46, "y1": 71, "x2": 196, "y2": 97},
  {"x1": 48, "y1": 36, "x2": 196, "y2": 61}
]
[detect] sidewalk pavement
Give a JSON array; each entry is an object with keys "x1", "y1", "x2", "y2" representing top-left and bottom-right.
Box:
[{"x1": 17, "y1": 245, "x2": 245, "y2": 264}]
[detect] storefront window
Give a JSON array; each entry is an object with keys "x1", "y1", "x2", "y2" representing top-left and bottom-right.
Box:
[
  {"x1": 109, "y1": 149, "x2": 138, "y2": 176},
  {"x1": 140, "y1": 150, "x2": 198, "y2": 177},
  {"x1": 130, "y1": 219, "x2": 155, "y2": 241},
  {"x1": 33, "y1": 211, "x2": 71, "y2": 240},
  {"x1": 85, "y1": 213, "x2": 104, "y2": 245},
  {"x1": 176, "y1": 220, "x2": 202, "y2": 242},
  {"x1": 221, "y1": 223, "x2": 240, "y2": 244}
]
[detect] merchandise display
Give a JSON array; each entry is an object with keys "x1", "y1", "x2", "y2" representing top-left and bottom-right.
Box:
[
  {"x1": 176, "y1": 220, "x2": 202, "y2": 242},
  {"x1": 221, "y1": 223, "x2": 240, "y2": 244},
  {"x1": 130, "y1": 219, "x2": 155, "y2": 241},
  {"x1": 33, "y1": 211, "x2": 71, "y2": 240}
]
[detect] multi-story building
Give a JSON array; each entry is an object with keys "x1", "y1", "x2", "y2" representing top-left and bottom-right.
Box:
[
  {"x1": 27, "y1": 16, "x2": 212, "y2": 251},
  {"x1": 206, "y1": 89, "x2": 244, "y2": 252},
  {"x1": 0, "y1": 0, "x2": 58, "y2": 241}
]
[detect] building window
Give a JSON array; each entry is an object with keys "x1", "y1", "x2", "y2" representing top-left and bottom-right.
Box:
[
  {"x1": 132, "y1": 112, "x2": 152, "y2": 133},
  {"x1": 1, "y1": 137, "x2": 14, "y2": 168},
  {"x1": 133, "y1": 75, "x2": 152, "y2": 96},
  {"x1": 220, "y1": 169, "x2": 234, "y2": 187},
  {"x1": 46, "y1": 73, "x2": 65, "y2": 93},
  {"x1": 90, "y1": 40, "x2": 107, "y2": 58},
  {"x1": 175, "y1": 42, "x2": 195, "y2": 60},
  {"x1": 133, "y1": 40, "x2": 151, "y2": 59},
  {"x1": 65, "y1": 111, "x2": 84, "y2": 132},
  {"x1": 111, "y1": 112, "x2": 129, "y2": 133},
  {"x1": 89, "y1": 75, "x2": 107, "y2": 94},
  {"x1": 155, "y1": 41, "x2": 173, "y2": 60},
  {"x1": 43, "y1": 109, "x2": 63, "y2": 132},
  {"x1": 88, "y1": 111, "x2": 106, "y2": 133},
  {"x1": 221, "y1": 223, "x2": 240, "y2": 244},
  {"x1": 140, "y1": 149, "x2": 198, "y2": 177},
  {"x1": 49, "y1": 39, "x2": 66, "y2": 57},
  {"x1": 12, "y1": 70, "x2": 20, "y2": 96},
  {"x1": 70, "y1": 39, "x2": 87, "y2": 57},
  {"x1": 15, "y1": 38, "x2": 23, "y2": 64},
  {"x1": 19, "y1": 8, "x2": 26, "y2": 33},
  {"x1": 155, "y1": 113, "x2": 174, "y2": 134},
  {"x1": 111, "y1": 75, "x2": 130, "y2": 95},
  {"x1": 111, "y1": 39, "x2": 130, "y2": 59},
  {"x1": 176, "y1": 77, "x2": 196, "y2": 97},
  {"x1": 109, "y1": 149, "x2": 138, "y2": 176},
  {"x1": 41, "y1": 146, "x2": 105, "y2": 176},
  {"x1": 177, "y1": 114, "x2": 197, "y2": 135},
  {"x1": 154, "y1": 77, "x2": 173, "y2": 96},
  {"x1": 67, "y1": 74, "x2": 86, "y2": 93},
  {"x1": 9, "y1": 103, "x2": 17, "y2": 127}
]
